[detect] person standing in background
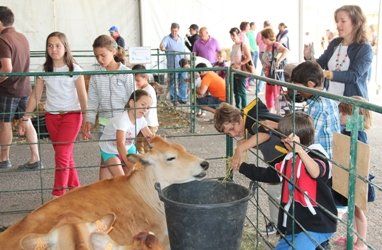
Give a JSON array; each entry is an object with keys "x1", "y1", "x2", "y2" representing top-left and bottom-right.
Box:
[
  {"x1": 109, "y1": 25, "x2": 126, "y2": 49},
  {"x1": 276, "y1": 22, "x2": 290, "y2": 49},
  {"x1": 185, "y1": 24, "x2": 199, "y2": 52},
  {"x1": 193, "y1": 26, "x2": 221, "y2": 64},
  {"x1": 239, "y1": 21, "x2": 250, "y2": 45},
  {"x1": 256, "y1": 20, "x2": 271, "y2": 93},
  {"x1": 0, "y1": 6, "x2": 41, "y2": 170},
  {"x1": 159, "y1": 22, "x2": 185, "y2": 104},
  {"x1": 248, "y1": 22, "x2": 259, "y2": 68},
  {"x1": 304, "y1": 5, "x2": 372, "y2": 100}
]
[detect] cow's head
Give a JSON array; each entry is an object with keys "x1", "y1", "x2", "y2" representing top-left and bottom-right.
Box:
[
  {"x1": 129, "y1": 136, "x2": 209, "y2": 188},
  {"x1": 20, "y1": 213, "x2": 115, "y2": 250},
  {"x1": 91, "y1": 231, "x2": 164, "y2": 250}
]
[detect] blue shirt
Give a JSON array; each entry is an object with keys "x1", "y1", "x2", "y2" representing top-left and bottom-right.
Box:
[
  {"x1": 305, "y1": 95, "x2": 341, "y2": 158},
  {"x1": 161, "y1": 34, "x2": 185, "y2": 69}
]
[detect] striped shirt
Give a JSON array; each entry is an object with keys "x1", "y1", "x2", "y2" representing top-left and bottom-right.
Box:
[
  {"x1": 305, "y1": 95, "x2": 340, "y2": 158},
  {"x1": 86, "y1": 64, "x2": 134, "y2": 124}
]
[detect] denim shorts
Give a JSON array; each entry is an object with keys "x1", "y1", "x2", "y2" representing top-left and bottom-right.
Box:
[
  {"x1": 0, "y1": 95, "x2": 28, "y2": 122},
  {"x1": 196, "y1": 95, "x2": 222, "y2": 109},
  {"x1": 100, "y1": 145, "x2": 137, "y2": 162}
]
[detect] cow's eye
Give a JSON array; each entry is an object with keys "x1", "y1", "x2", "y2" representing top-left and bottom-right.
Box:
[{"x1": 167, "y1": 157, "x2": 176, "y2": 161}]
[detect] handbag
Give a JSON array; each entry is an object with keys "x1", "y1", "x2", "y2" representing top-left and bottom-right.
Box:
[{"x1": 240, "y1": 43, "x2": 256, "y2": 74}]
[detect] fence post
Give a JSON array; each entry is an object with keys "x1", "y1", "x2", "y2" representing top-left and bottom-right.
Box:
[{"x1": 345, "y1": 106, "x2": 363, "y2": 250}]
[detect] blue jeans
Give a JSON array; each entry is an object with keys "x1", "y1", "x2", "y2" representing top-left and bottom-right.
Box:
[
  {"x1": 275, "y1": 231, "x2": 333, "y2": 250},
  {"x1": 251, "y1": 51, "x2": 259, "y2": 69},
  {"x1": 169, "y1": 74, "x2": 188, "y2": 102}
]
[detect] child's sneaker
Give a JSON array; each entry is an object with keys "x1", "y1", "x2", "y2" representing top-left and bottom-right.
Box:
[
  {"x1": 196, "y1": 110, "x2": 206, "y2": 118},
  {"x1": 261, "y1": 222, "x2": 277, "y2": 235}
]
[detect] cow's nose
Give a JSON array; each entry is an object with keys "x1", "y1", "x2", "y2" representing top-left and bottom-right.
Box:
[{"x1": 200, "y1": 161, "x2": 209, "y2": 170}]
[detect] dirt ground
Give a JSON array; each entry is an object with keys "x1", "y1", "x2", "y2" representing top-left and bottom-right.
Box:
[{"x1": 0, "y1": 88, "x2": 381, "y2": 249}]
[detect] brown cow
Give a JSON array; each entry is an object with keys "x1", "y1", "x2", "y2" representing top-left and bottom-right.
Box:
[{"x1": 0, "y1": 136, "x2": 209, "y2": 249}]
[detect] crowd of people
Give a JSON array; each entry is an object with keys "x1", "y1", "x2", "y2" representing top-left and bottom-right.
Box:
[{"x1": 0, "y1": 3, "x2": 377, "y2": 250}]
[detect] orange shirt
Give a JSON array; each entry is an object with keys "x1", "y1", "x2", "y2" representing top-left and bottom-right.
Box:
[{"x1": 200, "y1": 72, "x2": 226, "y2": 102}]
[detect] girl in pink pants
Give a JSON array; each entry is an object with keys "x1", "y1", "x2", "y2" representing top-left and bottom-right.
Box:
[{"x1": 20, "y1": 32, "x2": 87, "y2": 198}]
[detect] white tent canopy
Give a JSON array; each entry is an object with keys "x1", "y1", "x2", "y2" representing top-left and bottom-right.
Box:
[{"x1": 3, "y1": 0, "x2": 382, "y2": 85}]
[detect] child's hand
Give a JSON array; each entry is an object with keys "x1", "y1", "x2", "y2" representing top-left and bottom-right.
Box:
[
  {"x1": 81, "y1": 121, "x2": 93, "y2": 140},
  {"x1": 231, "y1": 143, "x2": 244, "y2": 171},
  {"x1": 283, "y1": 133, "x2": 303, "y2": 153}
]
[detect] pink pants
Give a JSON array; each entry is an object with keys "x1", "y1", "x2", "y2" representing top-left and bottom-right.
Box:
[
  {"x1": 45, "y1": 112, "x2": 82, "y2": 196},
  {"x1": 265, "y1": 82, "x2": 280, "y2": 110}
]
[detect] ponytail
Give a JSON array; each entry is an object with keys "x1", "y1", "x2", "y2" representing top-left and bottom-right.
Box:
[{"x1": 114, "y1": 46, "x2": 126, "y2": 64}]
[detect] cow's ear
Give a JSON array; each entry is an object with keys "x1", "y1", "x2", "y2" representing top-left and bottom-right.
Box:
[
  {"x1": 20, "y1": 233, "x2": 52, "y2": 250},
  {"x1": 90, "y1": 232, "x2": 119, "y2": 250},
  {"x1": 127, "y1": 154, "x2": 151, "y2": 166},
  {"x1": 91, "y1": 213, "x2": 116, "y2": 234}
]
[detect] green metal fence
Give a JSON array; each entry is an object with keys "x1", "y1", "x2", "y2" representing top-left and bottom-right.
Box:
[{"x1": 1, "y1": 54, "x2": 381, "y2": 249}]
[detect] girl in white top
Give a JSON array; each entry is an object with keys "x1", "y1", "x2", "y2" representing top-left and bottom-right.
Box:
[
  {"x1": 99, "y1": 90, "x2": 153, "y2": 179},
  {"x1": 19, "y1": 32, "x2": 87, "y2": 198},
  {"x1": 132, "y1": 64, "x2": 159, "y2": 153}
]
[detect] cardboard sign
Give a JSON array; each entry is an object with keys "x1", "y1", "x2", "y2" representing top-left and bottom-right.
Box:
[{"x1": 332, "y1": 133, "x2": 370, "y2": 211}]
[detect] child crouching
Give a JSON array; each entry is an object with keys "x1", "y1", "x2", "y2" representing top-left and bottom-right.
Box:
[
  {"x1": 98, "y1": 90, "x2": 154, "y2": 179},
  {"x1": 234, "y1": 112, "x2": 337, "y2": 249}
]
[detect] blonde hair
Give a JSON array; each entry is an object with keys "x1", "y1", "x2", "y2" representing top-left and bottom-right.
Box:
[
  {"x1": 217, "y1": 50, "x2": 227, "y2": 58},
  {"x1": 338, "y1": 96, "x2": 372, "y2": 129}
]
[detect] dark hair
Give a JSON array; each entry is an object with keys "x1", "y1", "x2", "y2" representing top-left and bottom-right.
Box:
[
  {"x1": 335, "y1": 5, "x2": 368, "y2": 43},
  {"x1": 196, "y1": 63, "x2": 207, "y2": 68},
  {"x1": 264, "y1": 20, "x2": 271, "y2": 28},
  {"x1": 195, "y1": 63, "x2": 207, "y2": 75},
  {"x1": 250, "y1": 22, "x2": 255, "y2": 27},
  {"x1": 291, "y1": 61, "x2": 324, "y2": 88},
  {"x1": 92, "y1": 35, "x2": 126, "y2": 64},
  {"x1": 132, "y1": 64, "x2": 148, "y2": 78},
  {"x1": 279, "y1": 22, "x2": 287, "y2": 29},
  {"x1": 229, "y1": 27, "x2": 240, "y2": 36},
  {"x1": 189, "y1": 24, "x2": 199, "y2": 31},
  {"x1": 239, "y1": 22, "x2": 249, "y2": 31},
  {"x1": 179, "y1": 58, "x2": 190, "y2": 68},
  {"x1": 278, "y1": 112, "x2": 315, "y2": 146},
  {"x1": 0, "y1": 6, "x2": 14, "y2": 26},
  {"x1": 126, "y1": 89, "x2": 150, "y2": 108},
  {"x1": 44, "y1": 32, "x2": 75, "y2": 72}
]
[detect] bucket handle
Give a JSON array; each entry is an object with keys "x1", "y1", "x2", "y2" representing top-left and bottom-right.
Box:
[{"x1": 154, "y1": 182, "x2": 164, "y2": 202}]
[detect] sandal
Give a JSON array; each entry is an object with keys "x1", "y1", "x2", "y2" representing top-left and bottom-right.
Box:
[{"x1": 333, "y1": 236, "x2": 347, "y2": 246}]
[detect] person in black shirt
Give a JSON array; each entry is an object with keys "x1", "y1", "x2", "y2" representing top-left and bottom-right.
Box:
[{"x1": 185, "y1": 24, "x2": 199, "y2": 52}]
